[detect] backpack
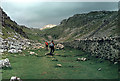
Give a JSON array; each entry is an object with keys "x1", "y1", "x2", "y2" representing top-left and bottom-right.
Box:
[{"x1": 49, "y1": 43, "x2": 54, "y2": 47}]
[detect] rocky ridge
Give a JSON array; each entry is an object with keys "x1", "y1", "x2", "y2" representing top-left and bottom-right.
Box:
[{"x1": 0, "y1": 7, "x2": 32, "y2": 54}]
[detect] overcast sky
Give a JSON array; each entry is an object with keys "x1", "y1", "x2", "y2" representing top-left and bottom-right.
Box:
[{"x1": 1, "y1": 0, "x2": 118, "y2": 28}]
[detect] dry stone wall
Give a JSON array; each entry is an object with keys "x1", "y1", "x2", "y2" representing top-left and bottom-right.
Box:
[{"x1": 63, "y1": 37, "x2": 120, "y2": 62}]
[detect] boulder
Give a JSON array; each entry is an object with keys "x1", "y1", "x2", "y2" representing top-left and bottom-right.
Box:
[
  {"x1": 0, "y1": 58, "x2": 11, "y2": 68},
  {"x1": 0, "y1": 49, "x2": 4, "y2": 53},
  {"x1": 56, "y1": 64, "x2": 62, "y2": 67},
  {"x1": 10, "y1": 76, "x2": 21, "y2": 81},
  {"x1": 98, "y1": 68, "x2": 102, "y2": 71},
  {"x1": 76, "y1": 57, "x2": 87, "y2": 61},
  {"x1": 56, "y1": 44, "x2": 64, "y2": 49},
  {"x1": 18, "y1": 50, "x2": 22, "y2": 53},
  {"x1": 114, "y1": 62, "x2": 118, "y2": 65},
  {"x1": 8, "y1": 49, "x2": 18, "y2": 53},
  {"x1": 10, "y1": 45, "x2": 16, "y2": 49}
]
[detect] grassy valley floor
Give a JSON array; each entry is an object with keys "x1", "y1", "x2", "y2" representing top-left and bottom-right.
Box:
[{"x1": 2, "y1": 48, "x2": 118, "y2": 79}]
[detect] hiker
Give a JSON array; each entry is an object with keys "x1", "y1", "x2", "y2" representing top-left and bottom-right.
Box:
[
  {"x1": 49, "y1": 40, "x2": 55, "y2": 55},
  {"x1": 45, "y1": 41, "x2": 48, "y2": 50}
]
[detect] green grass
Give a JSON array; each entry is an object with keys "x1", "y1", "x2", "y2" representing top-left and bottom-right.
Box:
[{"x1": 2, "y1": 48, "x2": 118, "y2": 79}]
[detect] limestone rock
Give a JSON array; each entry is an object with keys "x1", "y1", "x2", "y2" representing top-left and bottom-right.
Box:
[
  {"x1": 76, "y1": 57, "x2": 87, "y2": 61},
  {"x1": 56, "y1": 64, "x2": 62, "y2": 67},
  {"x1": 0, "y1": 58, "x2": 11, "y2": 68},
  {"x1": 56, "y1": 44, "x2": 64, "y2": 49}
]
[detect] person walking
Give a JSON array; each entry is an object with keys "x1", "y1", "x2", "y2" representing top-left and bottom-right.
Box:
[
  {"x1": 45, "y1": 41, "x2": 48, "y2": 50},
  {"x1": 49, "y1": 40, "x2": 55, "y2": 55}
]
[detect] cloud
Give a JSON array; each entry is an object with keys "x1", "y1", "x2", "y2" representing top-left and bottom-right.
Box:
[{"x1": 1, "y1": 2, "x2": 118, "y2": 28}]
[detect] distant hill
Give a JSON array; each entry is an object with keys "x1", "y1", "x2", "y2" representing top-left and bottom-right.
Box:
[
  {"x1": 40, "y1": 11, "x2": 119, "y2": 42},
  {"x1": 1, "y1": 7, "x2": 119, "y2": 43},
  {"x1": 40, "y1": 24, "x2": 57, "y2": 30}
]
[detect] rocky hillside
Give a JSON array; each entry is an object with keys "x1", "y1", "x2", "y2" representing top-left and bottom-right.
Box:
[
  {"x1": 1, "y1": 7, "x2": 28, "y2": 39},
  {"x1": 0, "y1": 7, "x2": 33, "y2": 54},
  {"x1": 0, "y1": 7, "x2": 48, "y2": 55},
  {"x1": 40, "y1": 11, "x2": 119, "y2": 42},
  {"x1": 1, "y1": 7, "x2": 44, "y2": 42}
]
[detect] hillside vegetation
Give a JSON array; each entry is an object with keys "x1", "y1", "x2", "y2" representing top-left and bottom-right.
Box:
[
  {"x1": 40, "y1": 11, "x2": 118, "y2": 42},
  {"x1": 1, "y1": 7, "x2": 119, "y2": 43},
  {"x1": 2, "y1": 9, "x2": 46, "y2": 43},
  {"x1": 2, "y1": 10, "x2": 28, "y2": 39}
]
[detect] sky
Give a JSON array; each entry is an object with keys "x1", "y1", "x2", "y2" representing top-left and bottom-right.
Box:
[{"x1": 0, "y1": 0, "x2": 119, "y2": 28}]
